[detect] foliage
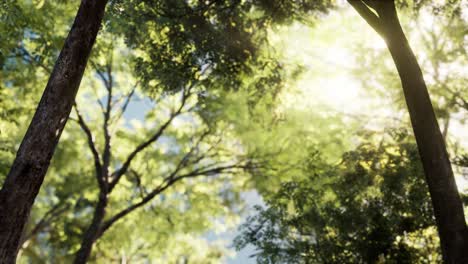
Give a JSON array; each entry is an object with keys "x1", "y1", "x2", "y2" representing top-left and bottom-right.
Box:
[
  {"x1": 106, "y1": 0, "x2": 335, "y2": 102},
  {"x1": 16, "y1": 33, "x2": 259, "y2": 262},
  {"x1": 1, "y1": 0, "x2": 467, "y2": 263},
  {"x1": 0, "y1": 0, "x2": 77, "y2": 177},
  {"x1": 235, "y1": 129, "x2": 441, "y2": 263}
]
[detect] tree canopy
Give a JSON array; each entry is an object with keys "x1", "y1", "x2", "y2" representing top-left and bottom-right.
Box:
[{"x1": 0, "y1": 0, "x2": 467, "y2": 263}]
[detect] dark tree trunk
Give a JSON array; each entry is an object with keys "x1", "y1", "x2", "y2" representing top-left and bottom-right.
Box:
[
  {"x1": 73, "y1": 191, "x2": 108, "y2": 264},
  {"x1": 380, "y1": 9, "x2": 468, "y2": 263},
  {"x1": 348, "y1": 1, "x2": 468, "y2": 263},
  {"x1": 0, "y1": 0, "x2": 108, "y2": 262}
]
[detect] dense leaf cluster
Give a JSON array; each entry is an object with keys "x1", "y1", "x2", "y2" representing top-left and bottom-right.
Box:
[{"x1": 236, "y1": 130, "x2": 440, "y2": 263}]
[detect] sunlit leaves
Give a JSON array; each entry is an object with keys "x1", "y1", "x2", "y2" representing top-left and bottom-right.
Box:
[
  {"x1": 236, "y1": 130, "x2": 440, "y2": 263},
  {"x1": 3, "y1": 0, "x2": 468, "y2": 263}
]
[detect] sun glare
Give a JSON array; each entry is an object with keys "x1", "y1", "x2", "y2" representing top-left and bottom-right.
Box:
[
  {"x1": 272, "y1": 9, "x2": 392, "y2": 118},
  {"x1": 271, "y1": 9, "x2": 468, "y2": 192}
]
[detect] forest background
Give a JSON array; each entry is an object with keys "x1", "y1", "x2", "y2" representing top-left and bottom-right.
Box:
[{"x1": 0, "y1": 0, "x2": 467, "y2": 263}]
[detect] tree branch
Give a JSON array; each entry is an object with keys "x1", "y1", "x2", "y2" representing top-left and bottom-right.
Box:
[
  {"x1": 20, "y1": 201, "x2": 70, "y2": 248},
  {"x1": 129, "y1": 169, "x2": 147, "y2": 199},
  {"x1": 112, "y1": 82, "x2": 138, "y2": 125},
  {"x1": 73, "y1": 103, "x2": 103, "y2": 184},
  {"x1": 347, "y1": 0, "x2": 385, "y2": 37},
  {"x1": 92, "y1": 60, "x2": 111, "y2": 91},
  {"x1": 17, "y1": 46, "x2": 52, "y2": 74},
  {"x1": 98, "y1": 163, "x2": 250, "y2": 237},
  {"x1": 108, "y1": 89, "x2": 192, "y2": 192},
  {"x1": 101, "y1": 60, "x2": 114, "y2": 188}
]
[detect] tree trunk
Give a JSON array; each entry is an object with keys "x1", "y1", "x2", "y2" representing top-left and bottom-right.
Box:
[
  {"x1": 0, "y1": 0, "x2": 108, "y2": 262},
  {"x1": 348, "y1": 1, "x2": 468, "y2": 263},
  {"x1": 73, "y1": 191, "x2": 108, "y2": 264}
]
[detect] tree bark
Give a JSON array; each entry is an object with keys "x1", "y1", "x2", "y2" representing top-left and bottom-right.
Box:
[
  {"x1": 0, "y1": 0, "x2": 108, "y2": 262},
  {"x1": 73, "y1": 191, "x2": 108, "y2": 264},
  {"x1": 348, "y1": 1, "x2": 468, "y2": 263}
]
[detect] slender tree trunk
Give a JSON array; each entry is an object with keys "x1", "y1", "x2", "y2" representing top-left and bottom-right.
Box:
[
  {"x1": 348, "y1": 1, "x2": 468, "y2": 263},
  {"x1": 0, "y1": 0, "x2": 108, "y2": 262},
  {"x1": 73, "y1": 191, "x2": 108, "y2": 264},
  {"x1": 74, "y1": 57, "x2": 114, "y2": 263}
]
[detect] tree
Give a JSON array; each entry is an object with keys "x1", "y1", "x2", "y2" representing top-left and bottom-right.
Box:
[
  {"x1": 1, "y1": 0, "x2": 296, "y2": 261},
  {"x1": 0, "y1": 0, "x2": 109, "y2": 261},
  {"x1": 169, "y1": 1, "x2": 466, "y2": 259},
  {"x1": 10, "y1": 30, "x2": 274, "y2": 262},
  {"x1": 347, "y1": 1, "x2": 467, "y2": 262},
  {"x1": 111, "y1": 1, "x2": 468, "y2": 260},
  {"x1": 2, "y1": 0, "x2": 466, "y2": 262},
  {"x1": 348, "y1": 3, "x2": 468, "y2": 163},
  {"x1": 0, "y1": 0, "x2": 283, "y2": 260},
  {"x1": 71, "y1": 61, "x2": 256, "y2": 263},
  {"x1": 234, "y1": 2, "x2": 465, "y2": 263}
]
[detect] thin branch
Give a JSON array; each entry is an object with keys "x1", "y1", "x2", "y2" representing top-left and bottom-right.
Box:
[
  {"x1": 108, "y1": 114, "x2": 176, "y2": 191},
  {"x1": 129, "y1": 169, "x2": 147, "y2": 199},
  {"x1": 157, "y1": 129, "x2": 214, "y2": 184},
  {"x1": 17, "y1": 46, "x2": 52, "y2": 74},
  {"x1": 92, "y1": 60, "x2": 111, "y2": 91},
  {"x1": 90, "y1": 86, "x2": 106, "y2": 115},
  {"x1": 102, "y1": 60, "x2": 114, "y2": 188},
  {"x1": 20, "y1": 201, "x2": 70, "y2": 247},
  {"x1": 98, "y1": 163, "x2": 250, "y2": 236},
  {"x1": 112, "y1": 82, "x2": 138, "y2": 125},
  {"x1": 73, "y1": 103, "x2": 103, "y2": 183},
  {"x1": 89, "y1": 60, "x2": 111, "y2": 118},
  {"x1": 108, "y1": 89, "x2": 192, "y2": 192},
  {"x1": 446, "y1": 86, "x2": 468, "y2": 111}
]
